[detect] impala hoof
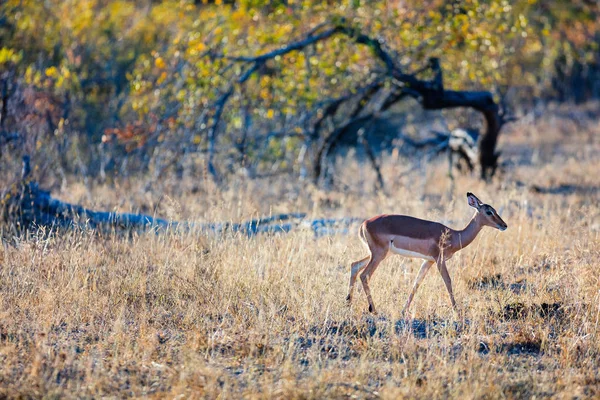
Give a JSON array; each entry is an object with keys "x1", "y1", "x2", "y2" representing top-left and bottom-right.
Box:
[{"x1": 368, "y1": 304, "x2": 375, "y2": 313}]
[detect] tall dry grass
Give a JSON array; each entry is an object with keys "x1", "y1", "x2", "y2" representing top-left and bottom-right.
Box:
[{"x1": 1, "y1": 110, "x2": 599, "y2": 398}]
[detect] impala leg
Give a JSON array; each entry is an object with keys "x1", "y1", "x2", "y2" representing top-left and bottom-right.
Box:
[
  {"x1": 401, "y1": 260, "x2": 434, "y2": 316},
  {"x1": 347, "y1": 256, "x2": 370, "y2": 304},
  {"x1": 437, "y1": 259, "x2": 457, "y2": 310},
  {"x1": 360, "y1": 253, "x2": 386, "y2": 314}
]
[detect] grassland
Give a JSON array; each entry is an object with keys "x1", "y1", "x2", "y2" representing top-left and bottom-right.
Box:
[{"x1": 1, "y1": 108, "x2": 599, "y2": 398}]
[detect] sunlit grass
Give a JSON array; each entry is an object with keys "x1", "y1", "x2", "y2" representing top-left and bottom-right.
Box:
[{"x1": 1, "y1": 118, "x2": 599, "y2": 398}]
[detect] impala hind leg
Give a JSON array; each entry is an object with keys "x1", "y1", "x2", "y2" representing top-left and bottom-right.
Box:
[
  {"x1": 347, "y1": 256, "x2": 370, "y2": 304},
  {"x1": 360, "y1": 253, "x2": 386, "y2": 314},
  {"x1": 401, "y1": 260, "x2": 434, "y2": 316}
]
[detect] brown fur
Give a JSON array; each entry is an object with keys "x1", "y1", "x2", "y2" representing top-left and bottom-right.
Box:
[{"x1": 347, "y1": 192, "x2": 507, "y2": 314}]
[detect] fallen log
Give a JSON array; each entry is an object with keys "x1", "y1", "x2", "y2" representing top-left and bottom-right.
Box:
[{"x1": 1, "y1": 157, "x2": 360, "y2": 237}]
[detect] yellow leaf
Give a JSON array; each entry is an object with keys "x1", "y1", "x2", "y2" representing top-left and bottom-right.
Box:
[
  {"x1": 155, "y1": 57, "x2": 166, "y2": 69},
  {"x1": 45, "y1": 66, "x2": 58, "y2": 77},
  {"x1": 266, "y1": 109, "x2": 274, "y2": 119},
  {"x1": 233, "y1": 117, "x2": 242, "y2": 129}
]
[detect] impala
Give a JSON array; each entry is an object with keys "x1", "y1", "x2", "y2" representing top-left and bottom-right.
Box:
[{"x1": 346, "y1": 192, "x2": 507, "y2": 314}]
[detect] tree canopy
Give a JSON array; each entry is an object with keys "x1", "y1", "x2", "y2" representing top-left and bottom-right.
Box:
[{"x1": 1, "y1": 0, "x2": 598, "y2": 182}]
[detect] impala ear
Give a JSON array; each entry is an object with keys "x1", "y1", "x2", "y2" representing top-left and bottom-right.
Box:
[{"x1": 467, "y1": 192, "x2": 483, "y2": 210}]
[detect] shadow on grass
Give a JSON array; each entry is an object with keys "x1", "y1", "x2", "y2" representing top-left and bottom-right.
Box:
[
  {"x1": 305, "y1": 316, "x2": 468, "y2": 342},
  {"x1": 477, "y1": 340, "x2": 542, "y2": 356},
  {"x1": 294, "y1": 316, "x2": 469, "y2": 363},
  {"x1": 299, "y1": 312, "x2": 554, "y2": 360},
  {"x1": 393, "y1": 318, "x2": 468, "y2": 339},
  {"x1": 468, "y1": 273, "x2": 528, "y2": 294},
  {"x1": 501, "y1": 302, "x2": 563, "y2": 320},
  {"x1": 295, "y1": 316, "x2": 468, "y2": 361}
]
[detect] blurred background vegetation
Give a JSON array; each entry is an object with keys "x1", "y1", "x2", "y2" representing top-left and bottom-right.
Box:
[{"x1": 0, "y1": 0, "x2": 598, "y2": 189}]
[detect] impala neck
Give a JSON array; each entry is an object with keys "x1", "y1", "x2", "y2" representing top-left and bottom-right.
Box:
[{"x1": 452, "y1": 212, "x2": 485, "y2": 251}]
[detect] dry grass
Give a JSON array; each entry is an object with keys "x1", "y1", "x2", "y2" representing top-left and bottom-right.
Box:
[{"x1": 1, "y1": 112, "x2": 600, "y2": 399}]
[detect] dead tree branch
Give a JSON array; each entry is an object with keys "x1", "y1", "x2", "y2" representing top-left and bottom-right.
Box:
[
  {"x1": 205, "y1": 23, "x2": 510, "y2": 183},
  {"x1": 358, "y1": 127, "x2": 385, "y2": 190},
  {"x1": 397, "y1": 128, "x2": 479, "y2": 174},
  {"x1": 1, "y1": 157, "x2": 360, "y2": 237}
]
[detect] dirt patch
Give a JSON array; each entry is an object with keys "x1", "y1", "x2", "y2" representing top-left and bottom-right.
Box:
[
  {"x1": 477, "y1": 340, "x2": 542, "y2": 356},
  {"x1": 308, "y1": 318, "x2": 381, "y2": 339},
  {"x1": 501, "y1": 302, "x2": 564, "y2": 321},
  {"x1": 300, "y1": 317, "x2": 468, "y2": 352},
  {"x1": 468, "y1": 274, "x2": 528, "y2": 294},
  {"x1": 501, "y1": 340, "x2": 542, "y2": 356},
  {"x1": 296, "y1": 319, "x2": 383, "y2": 360},
  {"x1": 502, "y1": 380, "x2": 534, "y2": 399},
  {"x1": 394, "y1": 319, "x2": 467, "y2": 339},
  {"x1": 503, "y1": 302, "x2": 528, "y2": 319},
  {"x1": 477, "y1": 341, "x2": 491, "y2": 355},
  {"x1": 468, "y1": 273, "x2": 504, "y2": 290},
  {"x1": 538, "y1": 302, "x2": 563, "y2": 319},
  {"x1": 508, "y1": 280, "x2": 527, "y2": 294}
]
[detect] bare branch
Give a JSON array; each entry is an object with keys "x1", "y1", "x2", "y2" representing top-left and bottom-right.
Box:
[
  {"x1": 396, "y1": 132, "x2": 448, "y2": 149},
  {"x1": 358, "y1": 127, "x2": 385, "y2": 191},
  {"x1": 0, "y1": 77, "x2": 8, "y2": 130},
  {"x1": 204, "y1": 22, "x2": 508, "y2": 182},
  {"x1": 212, "y1": 23, "x2": 398, "y2": 73},
  {"x1": 205, "y1": 62, "x2": 262, "y2": 179},
  {"x1": 212, "y1": 26, "x2": 342, "y2": 63},
  {"x1": 312, "y1": 80, "x2": 383, "y2": 141}
]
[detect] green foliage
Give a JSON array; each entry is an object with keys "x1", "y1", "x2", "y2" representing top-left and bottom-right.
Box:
[{"x1": 1, "y1": 0, "x2": 598, "y2": 176}]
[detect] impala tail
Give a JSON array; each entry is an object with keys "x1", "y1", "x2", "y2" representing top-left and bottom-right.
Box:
[{"x1": 358, "y1": 221, "x2": 374, "y2": 250}]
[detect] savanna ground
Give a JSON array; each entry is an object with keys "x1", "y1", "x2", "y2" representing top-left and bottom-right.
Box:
[{"x1": 1, "y1": 108, "x2": 599, "y2": 398}]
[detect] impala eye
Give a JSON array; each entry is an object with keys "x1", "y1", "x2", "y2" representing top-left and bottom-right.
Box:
[{"x1": 486, "y1": 210, "x2": 493, "y2": 216}]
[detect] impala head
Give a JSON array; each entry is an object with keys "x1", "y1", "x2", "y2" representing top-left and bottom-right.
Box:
[{"x1": 467, "y1": 192, "x2": 507, "y2": 231}]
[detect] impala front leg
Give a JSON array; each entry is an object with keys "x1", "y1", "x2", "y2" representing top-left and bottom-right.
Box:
[
  {"x1": 436, "y1": 259, "x2": 457, "y2": 310},
  {"x1": 401, "y1": 260, "x2": 434, "y2": 316}
]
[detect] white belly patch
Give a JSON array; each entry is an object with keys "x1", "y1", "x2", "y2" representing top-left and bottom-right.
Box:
[{"x1": 389, "y1": 242, "x2": 434, "y2": 261}]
